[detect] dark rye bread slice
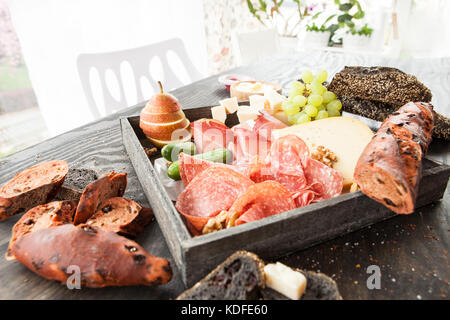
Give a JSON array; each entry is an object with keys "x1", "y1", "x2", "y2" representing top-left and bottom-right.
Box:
[
  {"x1": 177, "y1": 251, "x2": 265, "y2": 300},
  {"x1": 86, "y1": 197, "x2": 154, "y2": 237},
  {"x1": 5, "y1": 200, "x2": 76, "y2": 261},
  {"x1": 261, "y1": 270, "x2": 342, "y2": 300},
  {"x1": 11, "y1": 224, "x2": 172, "y2": 288},
  {"x1": 328, "y1": 66, "x2": 432, "y2": 106},
  {"x1": 0, "y1": 160, "x2": 69, "y2": 221},
  {"x1": 340, "y1": 95, "x2": 450, "y2": 140},
  {"x1": 55, "y1": 168, "x2": 98, "y2": 201},
  {"x1": 73, "y1": 172, "x2": 127, "y2": 225}
]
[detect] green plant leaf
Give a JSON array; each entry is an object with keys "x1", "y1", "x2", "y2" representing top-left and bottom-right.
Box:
[
  {"x1": 353, "y1": 11, "x2": 365, "y2": 19},
  {"x1": 328, "y1": 24, "x2": 339, "y2": 33},
  {"x1": 337, "y1": 13, "x2": 352, "y2": 23},
  {"x1": 258, "y1": 0, "x2": 267, "y2": 12},
  {"x1": 339, "y1": 3, "x2": 353, "y2": 11},
  {"x1": 247, "y1": 0, "x2": 256, "y2": 14},
  {"x1": 346, "y1": 21, "x2": 355, "y2": 28}
]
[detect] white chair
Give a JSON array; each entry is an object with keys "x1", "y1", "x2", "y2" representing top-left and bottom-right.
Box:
[
  {"x1": 77, "y1": 38, "x2": 203, "y2": 118},
  {"x1": 233, "y1": 28, "x2": 281, "y2": 66}
]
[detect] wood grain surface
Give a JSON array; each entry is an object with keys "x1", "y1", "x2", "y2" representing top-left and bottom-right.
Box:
[{"x1": 0, "y1": 51, "x2": 448, "y2": 299}]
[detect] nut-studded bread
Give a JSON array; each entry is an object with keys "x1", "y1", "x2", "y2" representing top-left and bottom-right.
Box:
[
  {"x1": 339, "y1": 95, "x2": 450, "y2": 141},
  {"x1": 73, "y1": 172, "x2": 127, "y2": 225},
  {"x1": 5, "y1": 200, "x2": 76, "y2": 261},
  {"x1": 328, "y1": 66, "x2": 432, "y2": 106},
  {"x1": 0, "y1": 160, "x2": 69, "y2": 221},
  {"x1": 11, "y1": 224, "x2": 172, "y2": 288},
  {"x1": 177, "y1": 251, "x2": 265, "y2": 300},
  {"x1": 55, "y1": 168, "x2": 98, "y2": 201},
  {"x1": 86, "y1": 197, "x2": 153, "y2": 237}
]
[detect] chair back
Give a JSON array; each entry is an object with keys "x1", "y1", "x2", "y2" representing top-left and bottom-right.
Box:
[{"x1": 77, "y1": 38, "x2": 203, "y2": 118}]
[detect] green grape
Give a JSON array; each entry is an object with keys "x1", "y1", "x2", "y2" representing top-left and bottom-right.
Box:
[
  {"x1": 317, "y1": 104, "x2": 326, "y2": 111},
  {"x1": 304, "y1": 104, "x2": 318, "y2": 117},
  {"x1": 316, "y1": 70, "x2": 328, "y2": 83},
  {"x1": 307, "y1": 94, "x2": 323, "y2": 107},
  {"x1": 301, "y1": 70, "x2": 314, "y2": 84},
  {"x1": 322, "y1": 91, "x2": 336, "y2": 104},
  {"x1": 328, "y1": 109, "x2": 341, "y2": 117},
  {"x1": 282, "y1": 101, "x2": 300, "y2": 116},
  {"x1": 316, "y1": 110, "x2": 329, "y2": 120},
  {"x1": 326, "y1": 99, "x2": 342, "y2": 111},
  {"x1": 296, "y1": 112, "x2": 311, "y2": 124},
  {"x1": 290, "y1": 81, "x2": 305, "y2": 92},
  {"x1": 292, "y1": 95, "x2": 307, "y2": 107},
  {"x1": 310, "y1": 80, "x2": 326, "y2": 95},
  {"x1": 289, "y1": 87, "x2": 303, "y2": 98},
  {"x1": 287, "y1": 112, "x2": 302, "y2": 125}
]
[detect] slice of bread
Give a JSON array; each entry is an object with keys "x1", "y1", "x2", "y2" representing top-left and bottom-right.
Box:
[
  {"x1": 0, "y1": 160, "x2": 68, "y2": 221},
  {"x1": 55, "y1": 168, "x2": 98, "y2": 201},
  {"x1": 6, "y1": 200, "x2": 76, "y2": 261},
  {"x1": 86, "y1": 197, "x2": 153, "y2": 237},
  {"x1": 177, "y1": 251, "x2": 265, "y2": 300}
]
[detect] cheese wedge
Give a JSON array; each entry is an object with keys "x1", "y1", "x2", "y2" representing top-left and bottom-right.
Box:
[
  {"x1": 273, "y1": 111, "x2": 289, "y2": 125},
  {"x1": 211, "y1": 105, "x2": 227, "y2": 123},
  {"x1": 264, "y1": 262, "x2": 307, "y2": 300},
  {"x1": 219, "y1": 97, "x2": 238, "y2": 114},
  {"x1": 264, "y1": 89, "x2": 285, "y2": 114},
  {"x1": 272, "y1": 116, "x2": 374, "y2": 187},
  {"x1": 249, "y1": 95, "x2": 268, "y2": 112}
]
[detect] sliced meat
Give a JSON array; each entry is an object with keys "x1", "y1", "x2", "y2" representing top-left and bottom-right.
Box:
[
  {"x1": 86, "y1": 197, "x2": 153, "y2": 237},
  {"x1": 0, "y1": 160, "x2": 69, "y2": 221},
  {"x1": 175, "y1": 166, "x2": 254, "y2": 233},
  {"x1": 11, "y1": 224, "x2": 172, "y2": 287},
  {"x1": 304, "y1": 159, "x2": 343, "y2": 201},
  {"x1": 226, "y1": 181, "x2": 296, "y2": 226},
  {"x1": 232, "y1": 127, "x2": 272, "y2": 162},
  {"x1": 191, "y1": 119, "x2": 234, "y2": 154},
  {"x1": 354, "y1": 102, "x2": 434, "y2": 214},
  {"x1": 5, "y1": 200, "x2": 76, "y2": 261},
  {"x1": 73, "y1": 172, "x2": 127, "y2": 225}
]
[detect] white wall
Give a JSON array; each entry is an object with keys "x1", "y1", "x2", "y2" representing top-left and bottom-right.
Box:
[{"x1": 7, "y1": 0, "x2": 207, "y2": 136}]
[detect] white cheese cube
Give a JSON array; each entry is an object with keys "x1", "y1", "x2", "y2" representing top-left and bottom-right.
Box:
[
  {"x1": 219, "y1": 97, "x2": 239, "y2": 114},
  {"x1": 264, "y1": 89, "x2": 285, "y2": 114},
  {"x1": 237, "y1": 107, "x2": 259, "y2": 124},
  {"x1": 264, "y1": 262, "x2": 307, "y2": 300},
  {"x1": 211, "y1": 105, "x2": 227, "y2": 123},
  {"x1": 249, "y1": 95, "x2": 268, "y2": 112}
]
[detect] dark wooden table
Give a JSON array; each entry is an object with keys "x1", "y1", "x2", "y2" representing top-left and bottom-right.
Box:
[{"x1": 0, "y1": 52, "x2": 449, "y2": 300}]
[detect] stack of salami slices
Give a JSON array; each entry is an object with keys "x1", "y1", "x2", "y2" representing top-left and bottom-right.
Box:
[
  {"x1": 0, "y1": 161, "x2": 172, "y2": 288},
  {"x1": 176, "y1": 115, "x2": 344, "y2": 235}
]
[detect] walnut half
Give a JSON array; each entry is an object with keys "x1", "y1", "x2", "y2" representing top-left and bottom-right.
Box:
[
  {"x1": 202, "y1": 210, "x2": 228, "y2": 235},
  {"x1": 311, "y1": 145, "x2": 338, "y2": 168}
]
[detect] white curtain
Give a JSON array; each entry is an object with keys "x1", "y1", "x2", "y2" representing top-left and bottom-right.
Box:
[{"x1": 6, "y1": 0, "x2": 208, "y2": 136}]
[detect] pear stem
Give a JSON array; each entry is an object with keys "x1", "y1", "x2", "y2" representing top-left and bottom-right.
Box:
[{"x1": 158, "y1": 81, "x2": 163, "y2": 94}]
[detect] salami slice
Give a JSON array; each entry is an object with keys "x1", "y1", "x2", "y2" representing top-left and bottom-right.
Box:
[
  {"x1": 304, "y1": 159, "x2": 344, "y2": 201},
  {"x1": 0, "y1": 160, "x2": 69, "y2": 221},
  {"x1": 175, "y1": 166, "x2": 254, "y2": 233},
  {"x1": 191, "y1": 119, "x2": 234, "y2": 154},
  {"x1": 226, "y1": 181, "x2": 296, "y2": 226}
]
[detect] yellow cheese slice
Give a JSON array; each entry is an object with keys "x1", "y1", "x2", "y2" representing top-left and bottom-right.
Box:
[
  {"x1": 211, "y1": 105, "x2": 227, "y2": 123},
  {"x1": 219, "y1": 97, "x2": 238, "y2": 114},
  {"x1": 272, "y1": 116, "x2": 374, "y2": 187}
]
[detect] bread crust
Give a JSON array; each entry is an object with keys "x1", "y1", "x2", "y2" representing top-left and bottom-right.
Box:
[{"x1": 11, "y1": 224, "x2": 172, "y2": 288}]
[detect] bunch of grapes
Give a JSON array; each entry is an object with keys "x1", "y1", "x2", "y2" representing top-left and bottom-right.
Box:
[{"x1": 282, "y1": 70, "x2": 342, "y2": 125}]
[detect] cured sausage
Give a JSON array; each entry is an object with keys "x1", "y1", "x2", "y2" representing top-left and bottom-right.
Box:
[
  {"x1": 354, "y1": 102, "x2": 434, "y2": 214},
  {"x1": 175, "y1": 166, "x2": 254, "y2": 233},
  {"x1": 6, "y1": 200, "x2": 76, "y2": 261},
  {"x1": 226, "y1": 181, "x2": 296, "y2": 226},
  {"x1": 73, "y1": 172, "x2": 127, "y2": 225},
  {"x1": 0, "y1": 160, "x2": 69, "y2": 221},
  {"x1": 86, "y1": 197, "x2": 153, "y2": 237},
  {"x1": 11, "y1": 224, "x2": 172, "y2": 287}
]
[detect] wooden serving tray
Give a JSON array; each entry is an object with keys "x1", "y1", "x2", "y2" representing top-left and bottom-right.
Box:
[{"x1": 120, "y1": 106, "x2": 450, "y2": 287}]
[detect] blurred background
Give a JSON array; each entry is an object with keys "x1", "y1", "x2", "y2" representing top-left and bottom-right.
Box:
[{"x1": 1, "y1": 0, "x2": 449, "y2": 157}]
